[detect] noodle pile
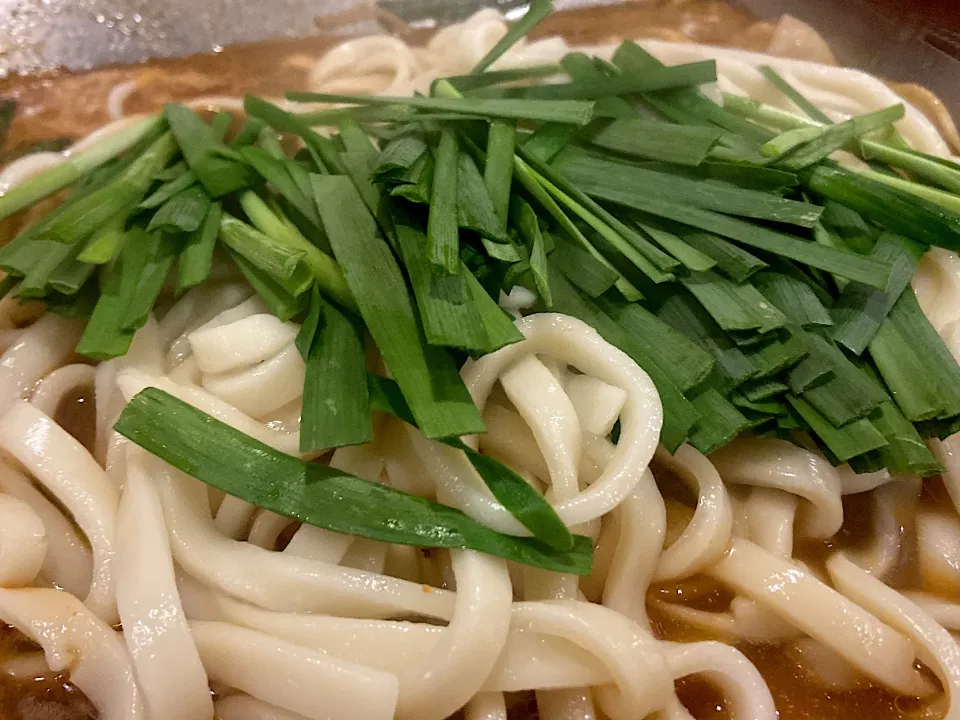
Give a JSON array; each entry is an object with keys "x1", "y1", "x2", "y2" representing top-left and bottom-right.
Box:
[{"x1": 1, "y1": 8, "x2": 960, "y2": 720}]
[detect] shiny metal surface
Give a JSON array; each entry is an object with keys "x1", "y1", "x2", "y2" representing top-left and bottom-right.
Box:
[{"x1": 0, "y1": 0, "x2": 378, "y2": 76}]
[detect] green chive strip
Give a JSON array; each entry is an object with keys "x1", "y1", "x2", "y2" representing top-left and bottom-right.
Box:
[
  {"x1": 139, "y1": 168, "x2": 198, "y2": 209},
  {"x1": 683, "y1": 231, "x2": 767, "y2": 283},
  {"x1": 803, "y1": 163, "x2": 960, "y2": 249},
  {"x1": 657, "y1": 291, "x2": 757, "y2": 392},
  {"x1": 753, "y1": 270, "x2": 833, "y2": 328},
  {"x1": 217, "y1": 213, "x2": 308, "y2": 286},
  {"x1": 832, "y1": 232, "x2": 925, "y2": 354},
  {"x1": 800, "y1": 333, "x2": 888, "y2": 426},
  {"x1": 763, "y1": 105, "x2": 904, "y2": 171},
  {"x1": 445, "y1": 64, "x2": 561, "y2": 92},
  {"x1": 785, "y1": 333, "x2": 834, "y2": 393},
  {"x1": 584, "y1": 118, "x2": 721, "y2": 166},
  {"x1": 511, "y1": 155, "x2": 643, "y2": 301},
  {"x1": 635, "y1": 221, "x2": 715, "y2": 273},
  {"x1": 42, "y1": 132, "x2": 179, "y2": 245},
  {"x1": 120, "y1": 232, "x2": 178, "y2": 330},
  {"x1": 851, "y1": 165, "x2": 960, "y2": 215},
  {"x1": 471, "y1": 0, "x2": 553, "y2": 74},
  {"x1": 146, "y1": 185, "x2": 211, "y2": 234},
  {"x1": 0, "y1": 115, "x2": 163, "y2": 222},
  {"x1": 511, "y1": 60, "x2": 717, "y2": 101},
  {"x1": 758, "y1": 66, "x2": 833, "y2": 124},
  {"x1": 553, "y1": 148, "x2": 824, "y2": 227},
  {"x1": 238, "y1": 146, "x2": 322, "y2": 227},
  {"x1": 512, "y1": 197, "x2": 552, "y2": 305},
  {"x1": 393, "y1": 206, "x2": 494, "y2": 353},
  {"x1": 860, "y1": 140, "x2": 960, "y2": 194},
  {"x1": 238, "y1": 191, "x2": 353, "y2": 309},
  {"x1": 611, "y1": 41, "x2": 775, "y2": 144},
  {"x1": 372, "y1": 136, "x2": 428, "y2": 183},
  {"x1": 865, "y1": 398, "x2": 944, "y2": 477},
  {"x1": 427, "y1": 129, "x2": 462, "y2": 275},
  {"x1": 550, "y1": 233, "x2": 617, "y2": 297},
  {"x1": 680, "y1": 270, "x2": 786, "y2": 334},
  {"x1": 522, "y1": 123, "x2": 578, "y2": 163},
  {"x1": 787, "y1": 395, "x2": 887, "y2": 462},
  {"x1": 484, "y1": 121, "x2": 516, "y2": 228},
  {"x1": 525, "y1": 163, "x2": 672, "y2": 284},
  {"x1": 297, "y1": 286, "x2": 372, "y2": 452},
  {"x1": 228, "y1": 250, "x2": 305, "y2": 322},
  {"x1": 77, "y1": 223, "x2": 127, "y2": 266},
  {"x1": 286, "y1": 91, "x2": 596, "y2": 126},
  {"x1": 558, "y1": 170, "x2": 891, "y2": 288},
  {"x1": 598, "y1": 297, "x2": 715, "y2": 393},
  {"x1": 243, "y1": 95, "x2": 345, "y2": 175},
  {"x1": 516, "y1": 146, "x2": 679, "y2": 273},
  {"x1": 368, "y1": 374, "x2": 574, "y2": 550},
  {"x1": 741, "y1": 378, "x2": 789, "y2": 402},
  {"x1": 559, "y1": 52, "x2": 637, "y2": 119},
  {"x1": 869, "y1": 289, "x2": 960, "y2": 423},
  {"x1": 687, "y1": 386, "x2": 749, "y2": 456},
  {"x1": 115, "y1": 387, "x2": 592, "y2": 574},
  {"x1": 164, "y1": 104, "x2": 254, "y2": 197},
  {"x1": 721, "y1": 93, "x2": 820, "y2": 132},
  {"x1": 313, "y1": 175, "x2": 485, "y2": 439},
  {"x1": 177, "y1": 201, "x2": 223, "y2": 294},
  {"x1": 391, "y1": 152, "x2": 434, "y2": 204},
  {"x1": 47, "y1": 253, "x2": 96, "y2": 296},
  {"x1": 76, "y1": 228, "x2": 158, "y2": 360},
  {"x1": 230, "y1": 117, "x2": 266, "y2": 148},
  {"x1": 457, "y1": 149, "x2": 507, "y2": 242}
]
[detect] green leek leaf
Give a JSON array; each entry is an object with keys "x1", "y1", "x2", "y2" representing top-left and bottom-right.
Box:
[
  {"x1": 164, "y1": 104, "x2": 255, "y2": 197},
  {"x1": 584, "y1": 117, "x2": 721, "y2": 166},
  {"x1": 115, "y1": 387, "x2": 592, "y2": 574},
  {"x1": 368, "y1": 374, "x2": 574, "y2": 550},
  {"x1": 285, "y1": 91, "x2": 596, "y2": 126},
  {"x1": 553, "y1": 148, "x2": 824, "y2": 227},
  {"x1": 147, "y1": 185, "x2": 211, "y2": 234},
  {"x1": 471, "y1": 0, "x2": 553, "y2": 74},
  {"x1": 484, "y1": 120, "x2": 516, "y2": 227},
  {"x1": 511, "y1": 197, "x2": 552, "y2": 305},
  {"x1": 313, "y1": 175, "x2": 485, "y2": 439},
  {"x1": 832, "y1": 232, "x2": 925, "y2": 354},
  {"x1": 427, "y1": 129, "x2": 462, "y2": 275},
  {"x1": 758, "y1": 66, "x2": 833, "y2": 124},
  {"x1": 787, "y1": 395, "x2": 887, "y2": 462},
  {"x1": 298, "y1": 286, "x2": 372, "y2": 452},
  {"x1": 177, "y1": 201, "x2": 222, "y2": 294},
  {"x1": 372, "y1": 135, "x2": 428, "y2": 183}
]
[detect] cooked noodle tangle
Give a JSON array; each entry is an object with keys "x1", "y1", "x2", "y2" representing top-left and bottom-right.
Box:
[{"x1": 1, "y1": 8, "x2": 960, "y2": 720}]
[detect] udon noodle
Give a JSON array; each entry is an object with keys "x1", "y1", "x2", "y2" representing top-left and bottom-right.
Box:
[{"x1": 2, "y1": 6, "x2": 960, "y2": 720}]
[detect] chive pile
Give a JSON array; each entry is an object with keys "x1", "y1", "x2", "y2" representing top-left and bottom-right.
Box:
[{"x1": 4, "y1": 1, "x2": 960, "y2": 568}]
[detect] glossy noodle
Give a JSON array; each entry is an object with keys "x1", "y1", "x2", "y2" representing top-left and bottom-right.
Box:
[{"x1": 1, "y1": 6, "x2": 960, "y2": 720}]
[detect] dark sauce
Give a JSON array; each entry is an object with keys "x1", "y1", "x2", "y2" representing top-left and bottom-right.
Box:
[
  {"x1": 0, "y1": 627, "x2": 96, "y2": 720},
  {"x1": 54, "y1": 385, "x2": 96, "y2": 455}
]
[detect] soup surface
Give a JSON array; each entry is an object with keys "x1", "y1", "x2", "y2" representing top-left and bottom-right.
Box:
[{"x1": 0, "y1": 1, "x2": 782, "y2": 151}]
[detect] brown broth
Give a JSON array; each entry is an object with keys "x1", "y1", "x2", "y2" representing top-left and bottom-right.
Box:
[
  {"x1": 54, "y1": 385, "x2": 97, "y2": 456},
  {"x1": 0, "y1": 0, "x2": 771, "y2": 152},
  {"x1": 655, "y1": 608, "x2": 931, "y2": 720},
  {"x1": 0, "y1": 626, "x2": 96, "y2": 720}
]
